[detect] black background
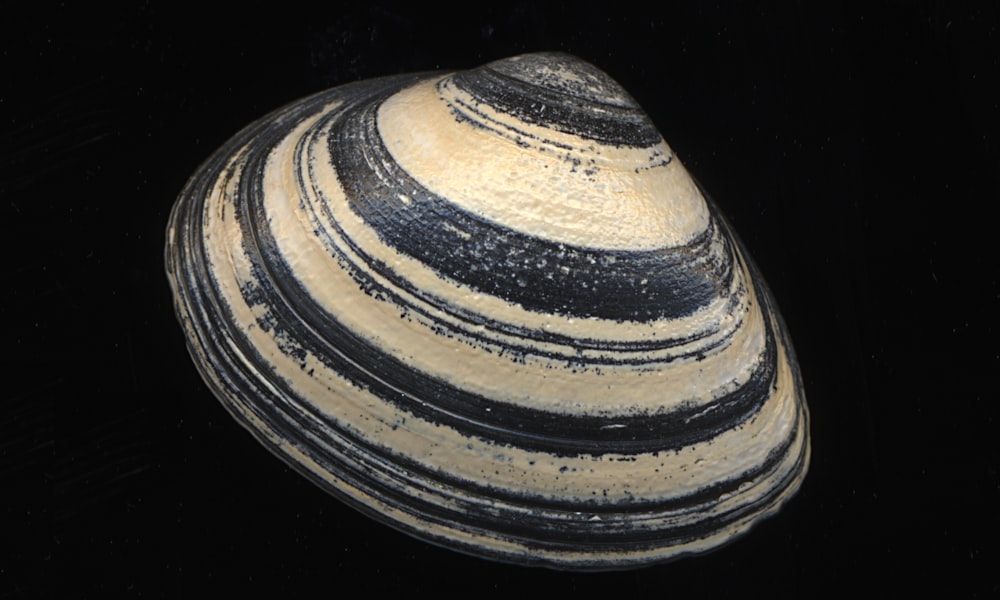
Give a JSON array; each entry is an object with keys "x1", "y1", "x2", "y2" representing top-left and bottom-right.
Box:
[{"x1": 4, "y1": 2, "x2": 997, "y2": 596}]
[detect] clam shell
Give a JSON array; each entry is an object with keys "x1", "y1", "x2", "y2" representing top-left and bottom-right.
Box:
[{"x1": 165, "y1": 52, "x2": 809, "y2": 570}]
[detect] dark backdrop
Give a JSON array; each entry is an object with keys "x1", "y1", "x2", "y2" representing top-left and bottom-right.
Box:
[{"x1": 4, "y1": 2, "x2": 996, "y2": 596}]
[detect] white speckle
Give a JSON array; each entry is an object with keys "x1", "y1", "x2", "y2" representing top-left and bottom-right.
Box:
[{"x1": 442, "y1": 221, "x2": 472, "y2": 240}]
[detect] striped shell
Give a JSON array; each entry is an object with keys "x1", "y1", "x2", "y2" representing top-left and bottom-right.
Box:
[{"x1": 165, "y1": 52, "x2": 809, "y2": 570}]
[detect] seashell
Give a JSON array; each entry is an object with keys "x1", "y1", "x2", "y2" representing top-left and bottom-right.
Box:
[{"x1": 165, "y1": 52, "x2": 809, "y2": 570}]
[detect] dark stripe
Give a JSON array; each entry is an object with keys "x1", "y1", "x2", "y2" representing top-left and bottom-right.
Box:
[
  {"x1": 233, "y1": 122, "x2": 776, "y2": 455},
  {"x1": 285, "y1": 90, "x2": 727, "y2": 361},
  {"x1": 450, "y1": 55, "x2": 662, "y2": 148},
  {"x1": 306, "y1": 97, "x2": 735, "y2": 357},
  {"x1": 173, "y1": 236, "x2": 803, "y2": 549},
  {"x1": 327, "y1": 96, "x2": 731, "y2": 323},
  {"x1": 308, "y1": 107, "x2": 737, "y2": 359},
  {"x1": 175, "y1": 170, "x2": 799, "y2": 532},
  {"x1": 165, "y1": 69, "x2": 807, "y2": 567},
  {"x1": 171, "y1": 72, "x2": 771, "y2": 458},
  {"x1": 181, "y1": 268, "x2": 803, "y2": 560},
  {"x1": 298, "y1": 412, "x2": 805, "y2": 555}
]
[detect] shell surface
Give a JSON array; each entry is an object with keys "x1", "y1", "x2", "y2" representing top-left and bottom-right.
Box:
[{"x1": 165, "y1": 52, "x2": 809, "y2": 570}]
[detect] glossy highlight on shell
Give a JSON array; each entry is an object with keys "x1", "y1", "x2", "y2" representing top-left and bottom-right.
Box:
[{"x1": 165, "y1": 52, "x2": 809, "y2": 570}]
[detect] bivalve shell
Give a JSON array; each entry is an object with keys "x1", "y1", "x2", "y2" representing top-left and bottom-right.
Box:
[{"x1": 165, "y1": 52, "x2": 809, "y2": 570}]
